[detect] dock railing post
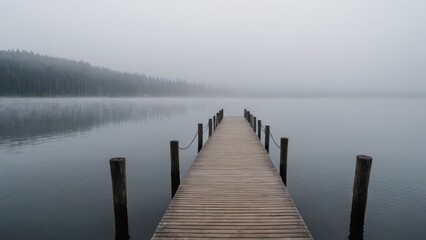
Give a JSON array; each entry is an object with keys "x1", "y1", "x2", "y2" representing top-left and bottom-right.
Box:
[
  {"x1": 213, "y1": 116, "x2": 216, "y2": 131},
  {"x1": 198, "y1": 123, "x2": 203, "y2": 152},
  {"x1": 253, "y1": 116, "x2": 257, "y2": 132},
  {"x1": 170, "y1": 141, "x2": 180, "y2": 198},
  {"x1": 265, "y1": 125, "x2": 270, "y2": 152},
  {"x1": 258, "y1": 120, "x2": 261, "y2": 140},
  {"x1": 280, "y1": 138, "x2": 288, "y2": 186},
  {"x1": 349, "y1": 155, "x2": 373, "y2": 239},
  {"x1": 208, "y1": 118, "x2": 212, "y2": 137},
  {"x1": 109, "y1": 157, "x2": 130, "y2": 240}
]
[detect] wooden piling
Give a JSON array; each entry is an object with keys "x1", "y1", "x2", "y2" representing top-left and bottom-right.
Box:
[
  {"x1": 250, "y1": 114, "x2": 253, "y2": 127},
  {"x1": 208, "y1": 118, "x2": 212, "y2": 137},
  {"x1": 258, "y1": 120, "x2": 261, "y2": 140},
  {"x1": 216, "y1": 113, "x2": 220, "y2": 124},
  {"x1": 109, "y1": 157, "x2": 130, "y2": 240},
  {"x1": 265, "y1": 125, "x2": 270, "y2": 152},
  {"x1": 247, "y1": 111, "x2": 250, "y2": 122},
  {"x1": 244, "y1": 109, "x2": 247, "y2": 119},
  {"x1": 253, "y1": 116, "x2": 257, "y2": 132},
  {"x1": 213, "y1": 116, "x2": 216, "y2": 131},
  {"x1": 280, "y1": 138, "x2": 288, "y2": 186},
  {"x1": 198, "y1": 123, "x2": 203, "y2": 152},
  {"x1": 170, "y1": 141, "x2": 180, "y2": 198},
  {"x1": 349, "y1": 155, "x2": 373, "y2": 239}
]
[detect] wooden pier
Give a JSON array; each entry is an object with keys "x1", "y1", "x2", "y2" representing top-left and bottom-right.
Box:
[{"x1": 153, "y1": 116, "x2": 312, "y2": 239}]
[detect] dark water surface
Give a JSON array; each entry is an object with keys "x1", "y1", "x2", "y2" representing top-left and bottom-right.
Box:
[{"x1": 0, "y1": 98, "x2": 425, "y2": 239}]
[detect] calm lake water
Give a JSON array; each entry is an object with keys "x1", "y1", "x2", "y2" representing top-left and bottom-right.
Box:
[{"x1": 0, "y1": 98, "x2": 425, "y2": 240}]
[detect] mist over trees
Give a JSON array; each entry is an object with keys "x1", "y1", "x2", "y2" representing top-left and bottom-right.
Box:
[{"x1": 0, "y1": 50, "x2": 212, "y2": 97}]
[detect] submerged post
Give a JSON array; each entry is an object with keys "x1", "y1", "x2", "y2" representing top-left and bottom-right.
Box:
[
  {"x1": 349, "y1": 155, "x2": 373, "y2": 240},
  {"x1": 280, "y1": 138, "x2": 288, "y2": 186},
  {"x1": 258, "y1": 120, "x2": 261, "y2": 140},
  {"x1": 265, "y1": 125, "x2": 270, "y2": 152},
  {"x1": 109, "y1": 157, "x2": 130, "y2": 240},
  {"x1": 253, "y1": 116, "x2": 257, "y2": 132},
  {"x1": 170, "y1": 141, "x2": 180, "y2": 198},
  {"x1": 198, "y1": 123, "x2": 203, "y2": 152},
  {"x1": 208, "y1": 118, "x2": 212, "y2": 137}
]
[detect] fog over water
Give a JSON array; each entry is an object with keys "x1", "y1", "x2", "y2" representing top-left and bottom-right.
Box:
[
  {"x1": 1, "y1": 0, "x2": 425, "y2": 95},
  {"x1": 0, "y1": 98, "x2": 425, "y2": 239}
]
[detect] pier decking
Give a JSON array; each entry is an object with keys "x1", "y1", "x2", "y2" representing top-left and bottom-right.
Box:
[{"x1": 153, "y1": 116, "x2": 312, "y2": 239}]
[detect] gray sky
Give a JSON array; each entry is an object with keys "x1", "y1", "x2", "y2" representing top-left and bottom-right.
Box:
[{"x1": 1, "y1": 0, "x2": 425, "y2": 93}]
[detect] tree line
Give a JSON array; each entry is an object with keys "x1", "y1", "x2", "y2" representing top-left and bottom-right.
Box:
[{"x1": 0, "y1": 50, "x2": 211, "y2": 97}]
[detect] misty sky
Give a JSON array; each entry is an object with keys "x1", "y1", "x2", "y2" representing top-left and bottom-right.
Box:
[{"x1": 1, "y1": 0, "x2": 426, "y2": 93}]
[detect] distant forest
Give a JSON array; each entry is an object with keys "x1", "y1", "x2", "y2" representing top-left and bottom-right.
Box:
[{"x1": 0, "y1": 50, "x2": 211, "y2": 97}]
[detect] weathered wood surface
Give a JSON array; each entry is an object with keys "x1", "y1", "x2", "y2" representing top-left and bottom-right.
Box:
[{"x1": 153, "y1": 117, "x2": 312, "y2": 239}]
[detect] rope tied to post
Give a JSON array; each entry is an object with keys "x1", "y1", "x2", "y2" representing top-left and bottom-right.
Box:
[
  {"x1": 178, "y1": 130, "x2": 199, "y2": 150},
  {"x1": 203, "y1": 124, "x2": 209, "y2": 134},
  {"x1": 269, "y1": 131, "x2": 281, "y2": 149},
  {"x1": 261, "y1": 125, "x2": 280, "y2": 149},
  {"x1": 178, "y1": 122, "x2": 209, "y2": 150}
]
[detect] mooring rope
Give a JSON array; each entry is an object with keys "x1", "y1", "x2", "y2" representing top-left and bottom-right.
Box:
[
  {"x1": 203, "y1": 124, "x2": 209, "y2": 134},
  {"x1": 178, "y1": 123, "x2": 211, "y2": 150},
  {"x1": 269, "y1": 131, "x2": 281, "y2": 149},
  {"x1": 261, "y1": 125, "x2": 280, "y2": 149},
  {"x1": 178, "y1": 130, "x2": 199, "y2": 150}
]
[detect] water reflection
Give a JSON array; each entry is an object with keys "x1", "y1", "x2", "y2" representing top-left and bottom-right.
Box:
[{"x1": 0, "y1": 98, "x2": 203, "y2": 150}]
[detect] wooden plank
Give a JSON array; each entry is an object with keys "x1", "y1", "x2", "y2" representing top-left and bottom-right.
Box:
[{"x1": 152, "y1": 117, "x2": 312, "y2": 239}]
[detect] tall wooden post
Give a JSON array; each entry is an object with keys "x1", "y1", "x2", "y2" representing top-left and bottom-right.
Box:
[
  {"x1": 280, "y1": 138, "x2": 288, "y2": 186},
  {"x1": 221, "y1": 109, "x2": 224, "y2": 121},
  {"x1": 349, "y1": 155, "x2": 373, "y2": 240},
  {"x1": 109, "y1": 157, "x2": 130, "y2": 240},
  {"x1": 170, "y1": 141, "x2": 180, "y2": 198},
  {"x1": 265, "y1": 125, "x2": 270, "y2": 152},
  {"x1": 247, "y1": 111, "x2": 250, "y2": 122},
  {"x1": 198, "y1": 123, "x2": 203, "y2": 152},
  {"x1": 208, "y1": 118, "x2": 212, "y2": 137},
  {"x1": 213, "y1": 116, "x2": 216, "y2": 131},
  {"x1": 253, "y1": 116, "x2": 257, "y2": 132},
  {"x1": 258, "y1": 120, "x2": 261, "y2": 140},
  {"x1": 216, "y1": 113, "x2": 220, "y2": 124}
]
